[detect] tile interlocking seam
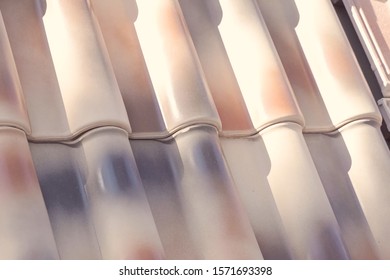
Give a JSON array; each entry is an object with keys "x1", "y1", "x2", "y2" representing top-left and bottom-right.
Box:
[{"x1": 0, "y1": 0, "x2": 390, "y2": 259}]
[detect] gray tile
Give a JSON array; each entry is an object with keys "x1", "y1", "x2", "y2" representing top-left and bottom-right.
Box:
[
  {"x1": 0, "y1": 127, "x2": 58, "y2": 259},
  {"x1": 30, "y1": 127, "x2": 164, "y2": 259},
  {"x1": 132, "y1": 126, "x2": 262, "y2": 259}
]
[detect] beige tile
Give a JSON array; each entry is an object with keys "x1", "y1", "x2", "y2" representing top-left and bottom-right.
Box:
[
  {"x1": 220, "y1": 135, "x2": 292, "y2": 259},
  {"x1": 178, "y1": 0, "x2": 254, "y2": 134},
  {"x1": 133, "y1": 0, "x2": 221, "y2": 137},
  {"x1": 133, "y1": 126, "x2": 263, "y2": 259},
  {"x1": 259, "y1": 122, "x2": 348, "y2": 259},
  {"x1": 89, "y1": 0, "x2": 166, "y2": 136},
  {"x1": 0, "y1": 12, "x2": 30, "y2": 133},
  {"x1": 305, "y1": 132, "x2": 380, "y2": 259},
  {"x1": 0, "y1": 127, "x2": 58, "y2": 259},
  {"x1": 42, "y1": 0, "x2": 130, "y2": 139},
  {"x1": 217, "y1": 0, "x2": 304, "y2": 134},
  {"x1": 258, "y1": 0, "x2": 381, "y2": 132},
  {"x1": 338, "y1": 120, "x2": 390, "y2": 259},
  {"x1": 0, "y1": 0, "x2": 70, "y2": 139},
  {"x1": 80, "y1": 127, "x2": 164, "y2": 259}
]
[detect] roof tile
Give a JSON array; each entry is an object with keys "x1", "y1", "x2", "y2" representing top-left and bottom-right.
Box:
[
  {"x1": 42, "y1": 0, "x2": 131, "y2": 139},
  {"x1": 0, "y1": 0, "x2": 71, "y2": 139},
  {"x1": 258, "y1": 0, "x2": 381, "y2": 132},
  {"x1": 133, "y1": 126, "x2": 263, "y2": 259},
  {"x1": 132, "y1": 0, "x2": 221, "y2": 137},
  {"x1": 217, "y1": 0, "x2": 304, "y2": 133},
  {"x1": 0, "y1": 127, "x2": 57, "y2": 259},
  {"x1": 0, "y1": 0, "x2": 390, "y2": 260},
  {"x1": 0, "y1": 12, "x2": 30, "y2": 133},
  {"x1": 258, "y1": 122, "x2": 349, "y2": 259},
  {"x1": 30, "y1": 127, "x2": 164, "y2": 259}
]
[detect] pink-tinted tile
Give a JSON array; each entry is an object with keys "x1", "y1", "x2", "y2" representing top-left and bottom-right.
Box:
[
  {"x1": 257, "y1": 0, "x2": 381, "y2": 132},
  {"x1": 42, "y1": 0, "x2": 130, "y2": 138},
  {"x1": 0, "y1": 0, "x2": 388, "y2": 261},
  {"x1": 89, "y1": 0, "x2": 166, "y2": 136},
  {"x1": 217, "y1": 0, "x2": 304, "y2": 132},
  {"x1": 0, "y1": 0, "x2": 70, "y2": 139},
  {"x1": 0, "y1": 12, "x2": 30, "y2": 133},
  {"x1": 0, "y1": 127, "x2": 58, "y2": 259},
  {"x1": 133, "y1": 0, "x2": 221, "y2": 137},
  {"x1": 0, "y1": 0, "x2": 69, "y2": 139},
  {"x1": 257, "y1": 0, "x2": 333, "y2": 131},
  {"x1": 178, "y1": 0, "x2": 254, "y2": 134}
]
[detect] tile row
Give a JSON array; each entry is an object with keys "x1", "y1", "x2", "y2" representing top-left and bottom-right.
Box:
[
  {"x1": 1, "y1": 0, "x2": 390, "y2": 259},
  {"x1": 2, "y1": 120, "x2": 390, "y2": 259},
  {"x1": 0, "y1": 0, "x2": 382, "y2": 141},
  {"x1": 1, "y1": 126, "x2": 264, "y2": 259}
]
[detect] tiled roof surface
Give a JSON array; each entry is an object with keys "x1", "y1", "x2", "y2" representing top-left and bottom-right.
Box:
[{"x1": 0, "y1": 0, "x2": 389, "y2": 259}]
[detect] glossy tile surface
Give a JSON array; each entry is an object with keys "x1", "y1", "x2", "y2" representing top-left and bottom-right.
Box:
[
  {"x1": 0, "y1": 0, "x2": 390, "y2": 259},
  {"x1": 257, "y1": 0, "x2": 381, "y2": 132},
  {"x1": 30, "y1": 127, "x2": 164, "y2": 259},
  {"x1": 0, "y1": 128, "x2": 57, "y2": 259},
  {"x1": 0, "y1": 13, "x2": 30, "y2": 133},
  {"x1": 305, "y1": 121, "x2": 390, "y2": 259},
  {"x1": 133, "y1": 0, "x2": 221, "y2": 137},
  {"x1": 132, "y1": 126, "x2": 262, "y2": 259}
]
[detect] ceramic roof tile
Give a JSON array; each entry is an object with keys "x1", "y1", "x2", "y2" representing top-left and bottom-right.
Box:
[
  {"x1": 41, "y1": 0, "x2": 131, "y2": 139},
  {"x1": 220, "y1": 136, "x2": 293, "y2": 260},
  {"x1": 334, "y1": 121, "x2": 390, "y2": 259},
  {"x1": 130, "y1": 0, "x2": 221, "y2": 137},
  {"x1": 257, "y1": 123, "x2": 348, "y2": 259},
  {"x1": 304, "y1": 120, "x2": 390, "y2": 259},
  {"x1": 89, "y1": 0, "x2": 166, "y2": 135},
  {"x1": 0, "y1": 127, "x2": 57, "y2": 259},
  {"x1": 177, "y1": 0, "x2": 254, "y2": 134},
  {"x1": 216, "y1": 0, "x2": 304, "y2": 134},
  {"x1": 78, "y1": 127, "x2": 164, "y2": 259},
  {"x1": 29, "y1": 141, "x2": 101, "y2": 259},
  {"x1": 0, "y1": 0, "x2": 130, "y2": 141},
  {"x1": 130, "y1": 138, "x2": 201, "y2": 259},
  {"x1": 1, "y1": 0, "x2": 390, "y2": 260},
  {"x1": 132, "y1": 126, "x2": 263, "y2": 259},
  {"x1": 0, "y1": 12, "x2": 30, "y2": 133},
  {"x1": 305, "y1": 131, "x2": 381, "y2": 259},
  {"x1": 171, "y1": 126, "x2": 262, "y2": 259},
  {"x1": 30, "y1": 127, "x2": 164, "y2": 259},
  {"x1": 0, "y1": 0, "x2": 72, "y2": 139},
  {"x1": 257, "y1": 0, "x2": 381, "y2": 132}
]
